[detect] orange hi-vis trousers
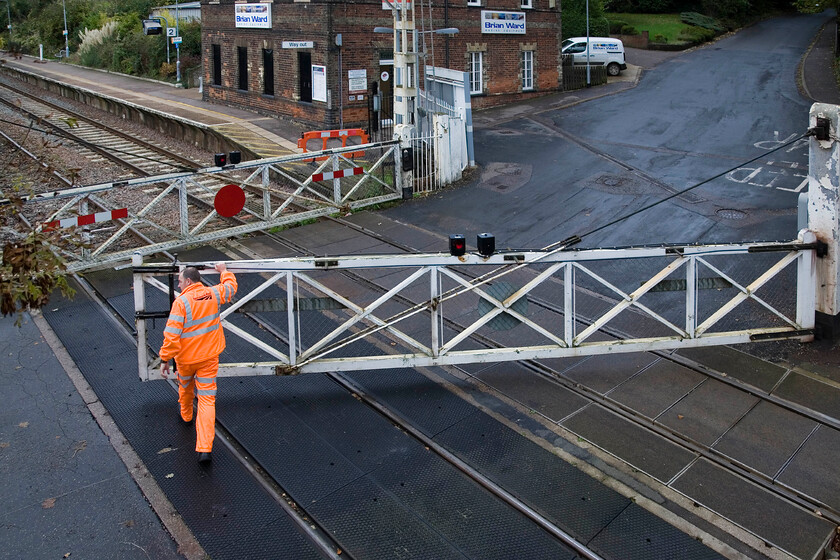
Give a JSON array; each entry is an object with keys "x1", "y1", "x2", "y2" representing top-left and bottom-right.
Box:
[{"x1": 176, "y1": 357, "x2": 218, "y2": 453}]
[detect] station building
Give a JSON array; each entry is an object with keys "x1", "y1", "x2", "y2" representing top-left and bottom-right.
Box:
[{"x1": 200, "y1": 0, "x2": 563, "y2": 129}]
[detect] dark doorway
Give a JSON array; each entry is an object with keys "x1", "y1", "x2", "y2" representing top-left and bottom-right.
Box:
[
  {"x1": 212, "y1": 44, "x2": 221, "y2": 86},
  {"x1": 298, "y1": 52, "x2": 312, "y2": 103},
  {"x1": 238, "y1": 46, "x2": 248, "y2": 91},
  {"x1": 263, "y1": 49, "x2": 274, "y2": 96}
]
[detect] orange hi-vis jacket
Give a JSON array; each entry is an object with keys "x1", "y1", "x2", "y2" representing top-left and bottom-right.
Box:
[{"x1": 159, "y1": 271, "x2": 237, "y2": 365}]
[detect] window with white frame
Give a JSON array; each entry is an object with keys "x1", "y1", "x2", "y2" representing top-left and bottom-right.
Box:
[
  {"x1": 467, "y1": 0, "x2": 481, "y2": 6},
  {"x1": 521, "y1": 0, "x2": 532, "y2": 8},
  {"x1": 469, "y1": 51, "x2": 483, "y2": 94},
  {"x1": 521, "y1": 50, "x2": 533, "y2": 90}
]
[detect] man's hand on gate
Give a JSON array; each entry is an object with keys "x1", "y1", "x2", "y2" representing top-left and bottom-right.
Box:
[
  {"x1": 214, "y1": 262, "x2": 227, "y2": 273},
  {"x1": 160, "y1": 361, "x2": 171, "y2": 379}
]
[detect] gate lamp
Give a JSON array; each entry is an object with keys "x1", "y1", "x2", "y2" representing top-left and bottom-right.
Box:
[{"x1": 449, "y1": 234, "x2": 466, "y2": 257}]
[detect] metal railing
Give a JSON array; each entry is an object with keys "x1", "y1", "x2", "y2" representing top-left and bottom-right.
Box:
[
  {"x1": 20, "y1": 141, "x2": 402, "y2": 272},
  {"x1": 133, "y1": 231, "x2": 818, "y2": 381}
]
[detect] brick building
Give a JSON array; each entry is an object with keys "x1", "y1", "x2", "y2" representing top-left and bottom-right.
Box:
[{"x1": 200, "y1": 0, "x2": 562, "y2": 129}]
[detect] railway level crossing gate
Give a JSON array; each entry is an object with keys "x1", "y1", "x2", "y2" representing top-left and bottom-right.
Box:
[{"x1": 128, "y1": 103, "x2": 840, "y2": 379}]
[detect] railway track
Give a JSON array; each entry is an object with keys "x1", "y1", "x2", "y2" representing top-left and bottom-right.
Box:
[
  {"x1": 209, "y1": 220, "x2": 837, "y2": 559},
  {"x1": 4, "y1": 74, "x2": 832, "y2": 559}
]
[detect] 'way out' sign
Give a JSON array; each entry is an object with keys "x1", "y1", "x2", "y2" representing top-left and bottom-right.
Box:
[
  {"x1": 235, "y1": 3, "x2": 272, "y2": 28},
  {"x1": 481, "y1": 10, "x2": 526, "y2": 34}
]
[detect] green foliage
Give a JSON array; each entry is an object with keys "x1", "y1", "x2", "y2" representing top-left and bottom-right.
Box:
[
  {"x1": 0, "y1": 179, "x2": 75, "y2": 324},
  {"x1": 679, "y1": 11, "x2": 725, "y2": 32},
  {"x1": 677, "y1": 25, "x2": 716, "y2": 42},
  {"x1": 620, "y1": 24, "x2": 639, "y2": 34},
  {"x1": 792, "y1": 0, "x2": 838, "y2": 12},
  {"x1": 697, "y1": 0, "x2": 750, "y2": 27},
  {"x1": 653, "y1": 33, "x2": 667, "y2": 42},
  {"x1": 605, "y1": 12, "x2": 689, "y2": 42},
  {"x1": 562, "y1": 0, "x2": 609, "y2": 39},
  {"x1": 608, "y1": 19, "x2": 628, "y2": 34}
]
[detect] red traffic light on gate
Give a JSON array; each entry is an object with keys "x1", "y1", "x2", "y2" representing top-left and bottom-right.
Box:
[
  {"x1": 214, "y1": 153, "x2": 227, "y2": 167},
  {"x1": 449, "y1": 234, "x2": 466, "y2": 257}
]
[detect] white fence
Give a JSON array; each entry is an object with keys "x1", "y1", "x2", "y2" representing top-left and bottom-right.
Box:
[{"x1": 133, "y1": 231, "x2": 818, "y2": 380}]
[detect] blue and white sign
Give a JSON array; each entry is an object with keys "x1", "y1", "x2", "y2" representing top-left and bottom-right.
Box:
[
  {"x1": 481, "y1": 10, "x2": 526, "y2": 34},
  {"x1": 235, "y1": 3, "x2": 272, "y2": 29}
]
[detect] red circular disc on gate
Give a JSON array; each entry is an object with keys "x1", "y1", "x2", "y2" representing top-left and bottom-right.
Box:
[{"x1": 214, "y1": 184, "x2": 246, "y2": 217}]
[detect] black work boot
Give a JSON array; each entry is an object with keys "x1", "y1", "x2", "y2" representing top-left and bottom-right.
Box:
[{"x1": 197, "y1": 452, "x2": 212, "y2": 464}]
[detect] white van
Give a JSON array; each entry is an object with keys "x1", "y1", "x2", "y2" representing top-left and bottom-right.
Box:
[{"x1": 561, "y1": 37, "x2": 627, "y2": 76}]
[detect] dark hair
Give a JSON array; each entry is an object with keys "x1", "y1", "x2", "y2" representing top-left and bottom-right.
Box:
[{"x1": 181, "y1": 267, "x2": 202, "y2": 283}]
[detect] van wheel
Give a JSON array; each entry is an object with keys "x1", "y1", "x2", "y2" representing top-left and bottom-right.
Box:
[{"x1": 607, "y1": 63, "x2": 621, "y2": 76}]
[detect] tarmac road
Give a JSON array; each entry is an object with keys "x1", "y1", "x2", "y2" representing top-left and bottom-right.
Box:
[{"x1": 386, "y1": 12, "x2": 831, "y2": 251}]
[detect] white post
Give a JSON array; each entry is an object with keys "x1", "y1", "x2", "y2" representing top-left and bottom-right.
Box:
[
  {"x1": 395, "y1": 123, "x2": 414, "y2": 199},
  {"x1": 393, "y1": 0, "x2": 417, "y2": 126},
  {"x1": 807, "y1": 103, "x2": 840, "y2": 338},
  {"x1": 132, "y1": 253, "x2": 150, "y2": 382}
]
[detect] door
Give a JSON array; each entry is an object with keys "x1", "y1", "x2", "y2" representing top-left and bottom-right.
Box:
[{"x1": 299, "y1": 52, "x2": 312, "y2": 102}]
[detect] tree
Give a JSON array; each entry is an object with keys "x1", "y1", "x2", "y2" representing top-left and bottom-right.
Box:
[{"x1": 563, "y1": 0, "x2": 609, "y2": 39}]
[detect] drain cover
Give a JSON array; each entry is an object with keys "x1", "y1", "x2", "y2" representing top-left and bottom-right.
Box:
[{"x1": 716, "y1": 208, "x2": 747, "y2": 220}]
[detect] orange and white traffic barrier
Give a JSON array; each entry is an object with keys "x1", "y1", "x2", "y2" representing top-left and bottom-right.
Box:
[
  {"x1": 44, "y1": 208, "x2": 128, "y2": 230},
  {"x1": 298, "y1": 128, "x2": 370, "y2": 161},
  {"x1": 311, "y1": 167, "x2": 364, "y2": 182}
]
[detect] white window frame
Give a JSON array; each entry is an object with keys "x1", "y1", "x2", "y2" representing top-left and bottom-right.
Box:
[
  {"x1": 467, "y1": 0, "x2": 481, "y2": 6},
  {"x1": 469, "y1": 52, "x2": 483, "y2": 94},
  {"x1": 520, "y1": 0, "x2": 532, "y2": 8},
  {"x1": 522, "y1": 50, "x2": 533, "y2": 91}
]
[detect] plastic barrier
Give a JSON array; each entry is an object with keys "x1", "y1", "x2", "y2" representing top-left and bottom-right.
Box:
[{"x1": 298, "y1": 128, "x2": 370, "y2": 161}]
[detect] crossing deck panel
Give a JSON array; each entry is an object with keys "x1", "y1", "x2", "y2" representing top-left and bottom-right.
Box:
[{"x1": 672, "y1": 458, "x2": 834, "y2": 559}]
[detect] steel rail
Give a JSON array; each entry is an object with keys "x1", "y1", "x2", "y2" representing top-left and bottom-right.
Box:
[{"x1": 243, "y1": 222, "x2": 837, "y2": 557}]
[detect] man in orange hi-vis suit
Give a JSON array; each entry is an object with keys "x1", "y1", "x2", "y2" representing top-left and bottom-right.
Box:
[{"x1": 159, "y1": 263, "x2": 237, "y2": 463}]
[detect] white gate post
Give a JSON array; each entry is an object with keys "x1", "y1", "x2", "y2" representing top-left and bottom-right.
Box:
[
  {"x1": 395, "y1": 123, "x2": 415, "y2": 199},
  {"x1": 132, "y1": 252, "x2": 150, "y2": 382},
  {"x1": 808, "y1": 103, "x2": 840, "y2": 338}
]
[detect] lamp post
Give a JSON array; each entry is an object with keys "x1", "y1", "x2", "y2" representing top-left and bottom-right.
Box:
[
  {"x1": 585, "y1": 0, "x2": 590, "y2": 87},
  {"x1": 373, "y1": 24, "x2": 458, "y2": 127},
  {"x1": 175, "y1": 0, "x2": 181, "y2": 83},
  {"x1": 2, "y1": 0, "x2": 10, "y2": 44},
  {"x1": 62, "y1": 0, "x2": 69, "y2": 58}
]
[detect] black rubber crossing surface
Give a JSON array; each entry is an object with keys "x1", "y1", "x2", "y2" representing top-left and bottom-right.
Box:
[
  {"x1": 57, "y1": 251, "x2": 729, "y2": 560},
  {"x1": 42, "y1": 290, "x2": 324, "y2": 560}
]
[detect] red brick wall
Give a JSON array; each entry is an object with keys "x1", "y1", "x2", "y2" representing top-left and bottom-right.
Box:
[{"x1": 201, "y1": 0, "x2": 562, "y2": 126}]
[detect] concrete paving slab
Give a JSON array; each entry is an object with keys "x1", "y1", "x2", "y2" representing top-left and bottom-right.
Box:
[
  {"x1": 773, "y1": 372, "x2": 840, "y2": 420},
  {"x1": 776, "y1": 424, "x2": 840, "y2": 513},
  {"x1": 563, "y1": 352, "x2": 660, "y2": 395},
  {"x1": 610, "y1": 359, "x2": 706, "y2": 419},
  {"x1": 672, "y1": 459, "x2": 835, "y2": 560},
  {"x1": 0, "y1": 315, "x2": 180, "y2": 560},
  {"x1": 562, "y1": 404, "x2": 695, "y2": 483},
  {"x1": 712, "y1": 400, "x2": 818, "y2": 479},
  {"x1": 676, "y1": 346, "x2": 787, "y2": 393},
  {"x1": 658, "y1": 378, "x2": 759, "y2": 447},
  {"x1": 474, "y1": 362, "x2": 589, "y2": 421}
]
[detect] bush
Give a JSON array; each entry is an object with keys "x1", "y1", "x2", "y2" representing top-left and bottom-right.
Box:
[
  {"x1": 620, "y1": 24, "x2": 639, "y2": 35},
  {"x1": 677, "y1": 25, "x2": 716, "y2": 43},
  {"x1": 653, "y1": 33, "x2": 667, "y2": 43},
  {"x1": 608, "y1": 19, "x2": 627, "y2": 34},
  {"x1": 679, "y1": 11, "x2": 725, "y2": 32}
]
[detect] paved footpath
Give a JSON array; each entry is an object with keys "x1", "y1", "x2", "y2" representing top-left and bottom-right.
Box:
[{"x1": 0, "y1": 313, "x2": 184, "y2": 560}]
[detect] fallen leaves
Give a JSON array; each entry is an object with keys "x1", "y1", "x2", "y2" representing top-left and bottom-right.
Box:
[
  {"x1": 0, "y1": 442, "x2": 8, "y2": 449},
  {"x1": 18, "y1": 422, "x2": 29, "y2": 428},
  {"x1": 42, "y1": 497, "x2": 56, "y2": 509},
  {"x1": 157, "y1": 447, "x2": 177, "y2": 455},
  {"x1": 72, "y1": 441, "x2": 87, "y2": 457},
  {"x1": 165, "y1": 473, "x2": 174, "y2": 479}
]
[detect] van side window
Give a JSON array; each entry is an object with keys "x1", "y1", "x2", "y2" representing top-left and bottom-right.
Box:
[{"x1": 566, "y1": 42, "x2": 586, "y2": 54}]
